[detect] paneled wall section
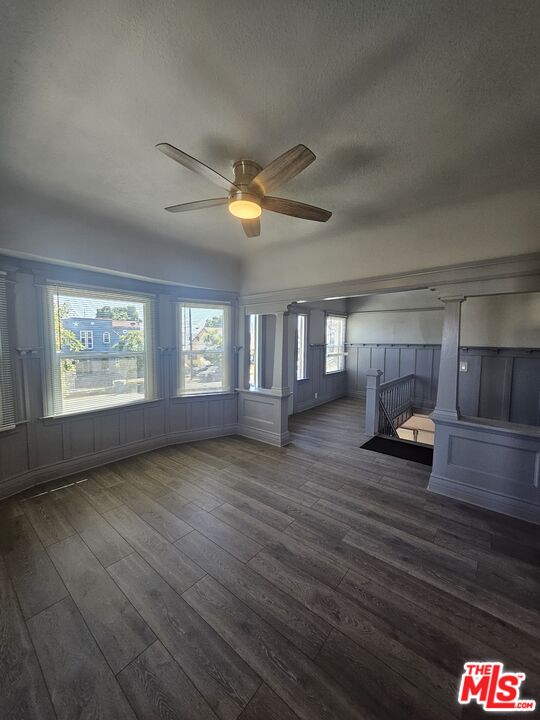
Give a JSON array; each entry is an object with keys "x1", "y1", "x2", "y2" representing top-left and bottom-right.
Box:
[{"x1": 347, "y1": 342, "x2": 540, "y2": 425}]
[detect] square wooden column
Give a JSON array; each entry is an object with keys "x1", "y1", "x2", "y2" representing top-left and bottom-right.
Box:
[
  {"x1": 271, "y1": 310, "x2": 290, "y2": 395},
  {"x1": 432, "y1": 295, "x2": 465, "y2": 421}
]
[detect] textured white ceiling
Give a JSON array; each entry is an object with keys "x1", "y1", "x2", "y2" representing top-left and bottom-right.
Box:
[{"x1": 1, "y1": 0, "x2": 539, "y2": 261}]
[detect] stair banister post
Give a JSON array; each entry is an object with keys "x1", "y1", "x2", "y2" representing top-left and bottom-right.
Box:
[{"x1": 365, "y1": 369, "x2": 383, "y2": 436}]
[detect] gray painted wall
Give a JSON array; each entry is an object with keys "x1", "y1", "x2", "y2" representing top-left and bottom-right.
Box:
[
  {"x1": 347, "y1": 344, "x2": 441, "y2": 409},
  {"x1": 0, "y1": 256, "x2": 238, "y2": 499},
  {"x1": 346, "y1": 292, "x2": 540, "y2": 425},
  {"x1": 347, "y1": 342, "x2": 540, "y2": 426},
  {"x1": 292, "y1": 300, "x2": 347, "y2": 413}
]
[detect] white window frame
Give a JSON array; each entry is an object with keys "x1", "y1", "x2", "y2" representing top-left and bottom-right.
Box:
[
  {"x1": 296, "y1": 313, "x2": 308, "y2": 381},
  {"x1": 325, "y1": 314, "x2": 346, "y2": 374},
  {"x1": 248, "y1": 313, "x2": 262, "y2": 388},
  {"x1": 43, "y1": 284, "x2": 155, "y2": 418},
  {"x1": 177, "y1": 301, "x2": 231, "y2": 396},
  {"x1": 80, "y1": 330, "x2": 94, "y2": 350},
  {"x1": 102, "y1": 331, "x2": 111, "y2": 344}
]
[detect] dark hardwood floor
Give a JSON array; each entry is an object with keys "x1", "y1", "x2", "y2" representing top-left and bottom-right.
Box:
[{"x1": 1, "y1": 397, "x2": 538, "y2": 719}]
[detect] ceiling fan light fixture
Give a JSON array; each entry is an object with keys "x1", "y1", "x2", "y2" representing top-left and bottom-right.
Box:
[{"x1": 228, "y1": 198, "x2": 262, "y2": 219}]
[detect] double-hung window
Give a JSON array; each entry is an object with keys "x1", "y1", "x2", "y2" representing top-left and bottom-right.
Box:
[
  {"x1": 80, "y1": 330, "x2": 94, "y2": 349},
  {"x1": 43, "y1": 285, "x2": 154, "y2": 416},
  {"x1": 0, "y1": 273, "x2": 15, "y2": 431},
  {"x1": 178, "y1": 302, "x2": 231, "y2": 395},
  {"x1": 325, "y1": 314, "x2": 346, "y2": 373},
  {"x1": 296, "y1": 314, "x2": 308, "y2": 380}
]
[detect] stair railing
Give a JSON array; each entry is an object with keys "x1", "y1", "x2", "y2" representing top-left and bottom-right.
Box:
[{"x1": 365, "y1": 369, "x2": 415, "y2": 438}]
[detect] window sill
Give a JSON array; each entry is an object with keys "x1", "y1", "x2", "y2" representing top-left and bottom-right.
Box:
[
  {"x1": 0, "y1": 423, "x2": 17, "y2": 434},
  {"x1": 40, "y1": 397, "x2": 164, "y2": 423},
  {"x1": 324, "y1": 370, "x2": 347, "y2": 376},
  {"x1": 296, "y1": 377, "x2": 310, "y2": 382},
  {"x1": 174, "y1": 390, "x2": 235, "y2": 400}
]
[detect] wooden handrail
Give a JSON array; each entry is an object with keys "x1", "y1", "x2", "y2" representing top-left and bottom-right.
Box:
[{"x1": 379, "y1": 373, "x2": 414, "y2": 390}]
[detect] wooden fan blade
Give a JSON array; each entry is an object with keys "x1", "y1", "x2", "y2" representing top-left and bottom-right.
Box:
[
  {"x1": 165, "y1": 198, "x2": 228, "y2": 213},
  {"x1": 241, "y1": 217, "x2": 260, "y2": 237},
  {"x1": 249, "y1": 144, "x2": 315, "y2": 195},
  {"x1": 156, "y1": 143, "x2": 238, "y2": 191},
  {"x1": 262, "y1": 196, "x2": 332, "y2": 222}
]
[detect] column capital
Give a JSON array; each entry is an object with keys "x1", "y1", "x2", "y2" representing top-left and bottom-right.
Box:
[{"x1": 438, "y1": 294, "x2": 466, "y2": 303}]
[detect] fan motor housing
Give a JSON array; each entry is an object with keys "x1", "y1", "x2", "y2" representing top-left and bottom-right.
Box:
[{"x1": 232, "y1": 159, "x2": 262, "y2": 189}]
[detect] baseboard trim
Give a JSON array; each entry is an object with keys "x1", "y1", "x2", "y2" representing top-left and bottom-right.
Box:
[
  {"x1": 236, "y1": 425, "x2": 291, "y2": 447},
  {"x1": 294, "y1": 391, "x2": 347, "y2": 414},
  {"x1": 428, "y1": 473, "x2": 540, "y2": 526},
  {"x1": 0, "y1": 424, "x2": 237, "y2": 501}
]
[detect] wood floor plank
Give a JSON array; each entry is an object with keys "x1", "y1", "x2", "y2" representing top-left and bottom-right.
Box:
[
  {"x1": 176, "y1": 530, "x2": 330, "y2": 658},
  {"x1": 54, "y1": 485, "x2": 133, "y2": 566},
  {"x1": 0, "y1": 556, "x2": 55, "y2": 720},
  {"x1": 265, "y1": 516, "x2": 476, "y2": 633},
  {"x1": 167, "y1": 502, "x2": 262, "y2": 562},
  {"x1": 108, "y1": 552, "x2": 260, "y2": 720},
  {"x1": 110, "y1": 461, "x2": 173, "y2": 499},
  {"x1": 211, "y1": 502, "x2": 282, "y2": 546},
  {"x1": 23, "y1": 493, "x2": 76, "y2": 547},
  {"x1": 317, "y1": 629, "x2": 457, "y2": 720},
  {"x1": 118, "y1": 639, "x2": 219, "y2": 720},
  {"x1": 104, "y1": 505, "x2": 205, "y2": 594},
  {"x1": 48, "y1": 534, "x2": 155, "y2": 672},
  {"x1": 183, "y1": 575, "x2": 362, "y2": 720},
  {"x1": 28, "y1": 596, "x2": 136, "y2": 720},
  {"x1": 238, "y1": 683, "x2": 300, "y2": 720},
  {"x1": 76, "y1": 478, "x2": 125, "y2": 513},
  {"x1": 160, "y1": 477, "x2": 223, "y2": 510},
  {"x1": 111, "y1": 482, "x2": 193, "y2": 542},
  {"x1": 0, "y1": 513, "x2": 68, "y2": 618},
  {"x1": 344, "y1": 518, "x2": 478, "y2": 586},
  {"x1": 263, "y1": 532, "x2": 348, "y2": 588},
  {"x1": 249, "y1": 550, "x2": 459, "y2": 714}
]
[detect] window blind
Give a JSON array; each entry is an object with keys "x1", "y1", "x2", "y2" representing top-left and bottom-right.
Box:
[
  {"x1": 0, "y1": 273, "x2": 15, "y2": 431},
  {"x1": 43, "y1": 284, "x2": 155, "y2": 417}
]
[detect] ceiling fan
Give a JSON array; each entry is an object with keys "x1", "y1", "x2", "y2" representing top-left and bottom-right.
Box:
[{"x1": 156, "y1": 142, "x2": 332, "y2": 237}]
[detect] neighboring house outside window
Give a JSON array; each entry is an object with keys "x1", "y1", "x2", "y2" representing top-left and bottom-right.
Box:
[
  {"x1": 44, "y1": 286, "x2": 153, "y2": 416},
  {"x1": 178, "y1": 302, "x2": 231, "y2": 395},
  {"x1": 325, "y1": 314, "x2": 346, "y2": 373}
]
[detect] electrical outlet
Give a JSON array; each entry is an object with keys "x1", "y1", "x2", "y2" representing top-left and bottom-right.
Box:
[
  {"x1": 459, "y1": 361, "x2": 468, "y2": 373},
  {"x1": 314, "y1": 392, "x2": 318, "y2": 399}
]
